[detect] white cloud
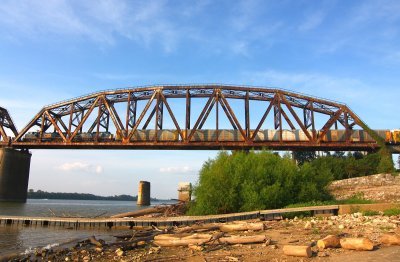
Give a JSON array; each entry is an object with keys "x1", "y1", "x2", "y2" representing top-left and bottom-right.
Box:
[
  {"x1": 56, "y1": 161, "x2": 103, "y2": 174},
  {"x1": 0, "y1": 0, "x2": 179, "y2": 51},
  {"x1": 159, "y1": 166, "x2": 193, "y2": 174}
]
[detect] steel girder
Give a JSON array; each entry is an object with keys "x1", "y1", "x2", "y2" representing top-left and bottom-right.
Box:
[
  {"x1": 1, "y1": 85, "x2": 385, "y2": 150},
  {"x1": 0, "y1": 107, "x2": 18, "y2": 145}
]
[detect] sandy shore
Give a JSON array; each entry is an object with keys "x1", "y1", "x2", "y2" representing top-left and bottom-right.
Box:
[{"x1": 4, "y1": 212, "x2": 400, "y2": 262}]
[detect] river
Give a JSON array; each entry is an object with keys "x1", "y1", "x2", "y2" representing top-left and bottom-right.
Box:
[{"x1": 0, "y1": 199, "x2": 176, "y2": 256}]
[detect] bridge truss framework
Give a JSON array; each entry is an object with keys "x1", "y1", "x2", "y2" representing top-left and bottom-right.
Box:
[{"x1": 0, "y1": 85, "x2": 392, "y2": 151}]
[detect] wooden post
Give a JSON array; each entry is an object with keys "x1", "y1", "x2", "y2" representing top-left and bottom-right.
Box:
[
  {"x1": 340, "y1": 238, "x2": 374, "y2": 251},
  {"x1": 283, "y1": 245, "x2": 312, "y2": 258}
]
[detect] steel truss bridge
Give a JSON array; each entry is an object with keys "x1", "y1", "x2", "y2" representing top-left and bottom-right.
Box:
[{"x1": 0, "y1": 85, "x2": 399, "y2": 152}]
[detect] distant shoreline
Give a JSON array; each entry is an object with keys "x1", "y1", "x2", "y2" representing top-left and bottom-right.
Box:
[{"x1": 27, "y1": 190, "x2": 162, "y2": 202}]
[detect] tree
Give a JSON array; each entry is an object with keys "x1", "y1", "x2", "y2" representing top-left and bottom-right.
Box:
[
  {"x1": 292, "y1": 151, "x2": 316, "y2": 166},
  {"x1": 377, "y1": 149, "x2": 395, "y2": 174},
  {"x1": 353, "y1": 152, "x2": 364, "y2": 160},
  {"x1": 189, "y1": 150, "x2": 333, "y2": 215}
]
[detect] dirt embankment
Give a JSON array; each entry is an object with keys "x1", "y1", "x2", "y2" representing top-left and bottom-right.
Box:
[{"x1": 329, "y1": 174, "x2": 400, "y2": 202}]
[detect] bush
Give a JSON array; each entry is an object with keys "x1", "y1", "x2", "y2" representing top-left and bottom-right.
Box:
[
  {"x1": 362, "y1": 210, "x2": 380, "y2": 216},
  {"x1": 188, "y1": 151, "x2": 333, "y2": 215},
  {"x1": 383, "y1": 208, "x2": 400, "y2": 216}
]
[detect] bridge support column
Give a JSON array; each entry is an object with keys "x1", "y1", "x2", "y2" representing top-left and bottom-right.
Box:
[
  {"x1": 137, "y1": 181, "x2": 150, "y2": 206},
  {"x1": 0, "y1": 148, "x2": 31, "y2": 202},
  {"x1": 178, "y1": 182, "x2": 192, "y2": 202}
]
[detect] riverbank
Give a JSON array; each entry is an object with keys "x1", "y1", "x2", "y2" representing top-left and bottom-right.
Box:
[{"x1": 3, "y1": 211, "x2": 400, "y2": 261}]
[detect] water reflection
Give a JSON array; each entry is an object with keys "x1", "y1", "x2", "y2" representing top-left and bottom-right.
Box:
[
  {"x1": 0, "y1": 201, "x2": 28, "y2": 216},
  {"x1": 0, "y1": 199, "x2": 176, "y2": 255}
]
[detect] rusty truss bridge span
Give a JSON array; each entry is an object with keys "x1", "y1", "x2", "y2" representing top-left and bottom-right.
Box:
[{"x1": 1, "y1": 85, "x2": 399, "y2": 152}]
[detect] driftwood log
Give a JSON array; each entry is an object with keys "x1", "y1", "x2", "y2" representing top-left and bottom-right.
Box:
[
  {"x1": 153, "y1": 233, "x2": 268, "y2": 247},
  {"x1": 317, "y1": 235, "x2": 341, "y2": 250},
  {"x1": 111, "y1": 206, "x2": 167, "y2": 218},
  {"x1": 340, "y1": 238, "x2": 374, "y2": 251},
  {"x1": 380, "y1": 234, "x2": 400, "y2": 246},
  {"x1": 174, "y1": 224, "x2": 220, "y2": 234},
  {"x1": 88, "y1": 236, "x2": 104, "y2": 247},
  {"x1": 219, "y1": 222, "x2": 266, "y2": 232},
  {"x1": 283, "y1": 245, "x2": 312, "y2": 258}
]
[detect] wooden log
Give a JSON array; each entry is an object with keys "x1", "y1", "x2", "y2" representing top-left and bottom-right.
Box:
[
  {"x1": 88, "y1": 236, "x2": 103, "y2": 247},
  {"x1": 317, "y1": 235, "x2": 341, "y2": 250},
  {"x1": 219, "y1": 235, "x2": 268, "y2": 245},
  {"x1": 154, "y1": 238, "x2": 209, "y2": 247},
  {"x1": 283, "y1": 245, "x2": 312, "y2": 258},
  {"x1": 111, "y1": 206, "x2": 167, "y2": 218},
  {"x1": 153, "y1": 234, "x2": 268, "y2": 247},
  {"x1": 380, "y1": 234, "x2": 400, "y2": 246},
  {"x1": 219, "y1": 222, "x2": 265, "y2": 232},
  {"x1": 174, "y1": 224, "x2": 220, "y2": 234},
  {"x1": 340, "y1": 238, "x2": 374, "y2": 251},
  {"x1": 154, "y1": 233, "x2": 212, "y2": 241}
]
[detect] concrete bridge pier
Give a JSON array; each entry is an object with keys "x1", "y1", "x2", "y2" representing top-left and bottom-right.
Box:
[
  {"x1": 137, "y1": 181, "x2": 150, "y2": 206},
  {"x1": 0, "y1": 148, "x2": 31, "y2": 202}
]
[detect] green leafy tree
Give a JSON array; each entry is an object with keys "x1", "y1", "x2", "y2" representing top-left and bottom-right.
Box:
[
  {"x1": 292, "y1": 151, "x2": 316, "y2": 165},
  {"x1": 377, "y1": 149, "x2": 395, "y2": 174},
  {"x1": 189, "y1": 151, "x2": 333, "y2": 215}
]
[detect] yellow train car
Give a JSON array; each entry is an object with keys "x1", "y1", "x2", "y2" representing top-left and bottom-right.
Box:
[{"x1": 392, "y1": 130, "x2": 400, "y2": 144}]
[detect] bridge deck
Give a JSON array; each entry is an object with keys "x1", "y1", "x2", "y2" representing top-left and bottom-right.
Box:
[{"x1": 0, "y1": 205, "x2": 339, "y2": 229}]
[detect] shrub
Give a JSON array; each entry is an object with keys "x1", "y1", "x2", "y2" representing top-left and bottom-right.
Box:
[
  {"x1": 362, "y1": 210, "x2": 379, "y2": 216},
  {"x1": 383, "y1": 208, "x2": 400, "y2": 216},
  {"x1": 188, "y1": 151, "x2": 333, "y2": 215}
]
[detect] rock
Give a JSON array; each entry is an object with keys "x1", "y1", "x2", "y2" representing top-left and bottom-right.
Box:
[
  {"x1": 82, "y1": 256, "x2": 90, "y2": 262},
  {"x1": 304, "y1": 221, "x2": 312, "y2": 229},
  {"x1": 188, "y1": 244, "x2": 203, "y2": 251},
  {"x1": 115, "y1": 248, "x2": 124, "y2": 257},
  {"x1": 95, "y1": 247, "x2": 103, "y2": 253},
  {"x1": 338, "y1": 224, "x2": 345, "y2": 230},
  {"x1": 270, "y1": 244, "x2": 278, "y2": 249},
  {"x1": 318, "y1": 251, "x2": 330, "y2": 257}
]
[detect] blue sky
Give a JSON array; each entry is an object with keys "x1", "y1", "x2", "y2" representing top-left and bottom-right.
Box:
[{"x1": 0, "y1": 0, "x2": 399, "y2": 198}]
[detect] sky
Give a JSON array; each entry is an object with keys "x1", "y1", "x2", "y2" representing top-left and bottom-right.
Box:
[{"x1": 0, "y1": 0, "x2": 399, "y2": 199}]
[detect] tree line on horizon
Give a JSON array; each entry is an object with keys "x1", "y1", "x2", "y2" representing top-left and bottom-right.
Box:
[{"x1": 27, "y1": 189, "x2": 160, "y2": 201}]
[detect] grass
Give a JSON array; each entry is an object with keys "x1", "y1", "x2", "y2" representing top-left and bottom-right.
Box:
[
  {"x1": 383, "y1": 208, "x2": 400, "y2": 216},
  {"x1": 285, "y1": 197, "x2": 373, "y2": 209},
  {"x1": 282, "y1": 211, "x2": 312, "y2": 219},
  {"x1": 362, "y1": 210, "x2": 380, "y2": 216}
]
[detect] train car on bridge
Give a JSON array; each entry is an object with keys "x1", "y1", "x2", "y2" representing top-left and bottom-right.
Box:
[{"x1": 21, "y1": 129, "x2": 400, "y2": 144}]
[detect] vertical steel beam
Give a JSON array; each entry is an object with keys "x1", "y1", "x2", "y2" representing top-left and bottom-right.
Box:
[
  {"x1": 185, "y1": 89, "x2": 190, "y2": 140},
  {"x1": 68, "y1": 103, "x2": 74, "y2": 137},
  {"x1": 245, "y1": 91, "x2": 250, "y2": 138},
  {"x1": 154, "y1": 92, "x2": 160, "y2": 141},
  {"x1": 216, "y1": 92, "x2": 219, "y2": 142},
  {"x1": 96, "y1": 99, "x2": 102, "y2": 141},
  {"x1": 39, "y1": 113, "x2": 45, "y2": 142}
]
